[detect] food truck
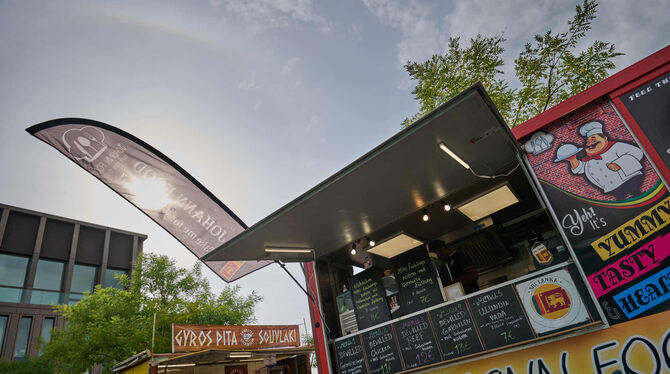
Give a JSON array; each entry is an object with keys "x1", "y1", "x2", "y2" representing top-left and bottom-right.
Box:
[{"x1": 203, "y1": 45, "x2": 670, "y2": 373}]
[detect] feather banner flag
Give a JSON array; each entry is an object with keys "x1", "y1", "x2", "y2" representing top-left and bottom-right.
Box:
[{"x1": 27, "y1": 118, "x2": 271, "y2": 282}]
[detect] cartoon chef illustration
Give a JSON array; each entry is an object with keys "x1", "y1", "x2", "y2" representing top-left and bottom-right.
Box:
[{"x1": 554, "y1": 120, "x2": 645, "y2": 200}]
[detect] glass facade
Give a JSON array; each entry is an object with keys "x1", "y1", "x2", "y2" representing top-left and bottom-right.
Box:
[
  {"x1": 29, "y1": 290, "x2": 62, "y2": 305},
  {"x1": 0, "y1": 254, "x2": 28, "y2": 287},
  {"x1": 0, "y1": 205, "x2": 143, "y2": 361},
  {"x1": 68, "y1": 293, "x2": 83, "y2": 305},
  {"x1": 0, "y1": 316, "x2": 7, "y2": 351},
  {"x1": 13, "y1": 316, "x2": 32, "y2": 361},
  {"x1": 105, "y1": 268, "x2": 127, "y2": 289},
  {"x1": 39, "y1": 318, "x2": 55, "y2": 355},
  {"x1": 70, "y1": 264, "x2": 97, "y2": 294},
  {"x1": 0, "y1": 287, "x2": 23, "y2": 303},
  {"x1": 0, "y1": 254, "x2": 29, "y2": 303},
  {"x1": 33, "y1": 259, "x2": 64, "y2": 291}
]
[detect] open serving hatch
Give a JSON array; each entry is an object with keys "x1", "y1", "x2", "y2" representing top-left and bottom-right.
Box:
[{"x1": 203, "y1": 84, "x2": 524, "y2": 265}]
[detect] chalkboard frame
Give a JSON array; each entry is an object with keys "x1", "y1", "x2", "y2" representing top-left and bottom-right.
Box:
[
  {"x1": 348, "y1": 268, "x2": 393, "y2": 331},
  {"x1": 391, "y1": 245, "x2": 446, "y2": 316},
  {"x1": 332, "y1": 260, "x2": 604, "y2": 373}
]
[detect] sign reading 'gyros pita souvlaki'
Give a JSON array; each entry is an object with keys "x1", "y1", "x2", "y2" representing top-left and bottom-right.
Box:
[
  {"x1": 172, "y1": 324, "x2": 300, "y2": 352},
  {"x1": 522, "y1": 99, "x2": 670, "y2": 325},
  {"x1": 27, "y1": 118, "x2": 272, "y2": 282}
]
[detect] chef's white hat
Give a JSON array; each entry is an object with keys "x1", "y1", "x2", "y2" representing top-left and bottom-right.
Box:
[{"x1": 579, "y1": 121, "x2": 604, "y2": 138}]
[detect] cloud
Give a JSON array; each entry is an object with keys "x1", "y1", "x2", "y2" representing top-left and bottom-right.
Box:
[
  {"x1": 361, "y1": 0, "x2": 444, "y2": 66},
  {"x1": 441, "y1": 0, "x2": 670, "y2": 77},
  {"x1": 589, "y1": 0, "x2": 670, "y2": 70},
  {"x1": 238, "y1": 72, "x2": 260, "y2": 91},
  {"x1": 443, "y1": 1, "x2": 568, "y2": 44},
  {"x1": 362, "y1": 0, "x2": 670, "y2": 91},
  {"x1": 362, "y1": 0, "x2": 575, "y2": 69},
  {"x1": 281, "y1": 57, "x2": 299, "y2": 75},
  {"x1": 223, "y1": 0, "x2": 333, "y2": 33}
]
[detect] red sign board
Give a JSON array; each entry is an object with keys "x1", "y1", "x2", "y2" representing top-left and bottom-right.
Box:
[{"x1": 172, "y1": 324, "x2": 300, "y2": 352}]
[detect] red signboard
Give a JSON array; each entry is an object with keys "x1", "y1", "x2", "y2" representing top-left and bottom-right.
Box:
[{"x1": 172, "y1": 324, "x2": 300, "y2": 352}]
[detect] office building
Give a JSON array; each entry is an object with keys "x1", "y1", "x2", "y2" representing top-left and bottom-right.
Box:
[{"x1": 0, "y1": 202, "x2": 146, "y2": 361}]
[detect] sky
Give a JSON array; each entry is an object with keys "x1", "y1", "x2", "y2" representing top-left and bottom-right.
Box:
[{"x1": 0, "y1": 0, "x2": 668, "y2": 339}]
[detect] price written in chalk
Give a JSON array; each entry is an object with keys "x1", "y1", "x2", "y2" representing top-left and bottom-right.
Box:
[
  {"x1": 415, "y1": 350, "x2": 434, "y2": 366},
  {"x1": 500, "y1": 330, "x2": 515, "y2": 343},
  {"x1": 455, "y1": 342, "x2": 471, "y2": 354}
]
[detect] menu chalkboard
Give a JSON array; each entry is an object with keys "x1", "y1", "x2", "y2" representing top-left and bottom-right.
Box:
[
  {"x1": 468, "y1": 285, "x2": 535, "y2": 350},
  {"x1": 334, "y1": 335, "x2": 368, "y2": 374},
  {"x1": 428, "y1": 300, "x2": 483, "y2": 360},
  {"x1": 349, "y1": 269, "x2": 392, "y2": 330},
  {"x1": 393, "y1": 313, "x2": 440, "y2": 369},
  {"x1": 361, "y1": 325, "x2": 403, "y2": 374},
  {"x1": 392, "y1": 246, "x2": 444, "y2": 316}
]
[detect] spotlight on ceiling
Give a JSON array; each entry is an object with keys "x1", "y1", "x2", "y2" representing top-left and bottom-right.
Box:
[
  {"x1": 422, "y1": 208, "x2": 430, "y2": 222},
  {"x1": 351, "y1": 242, "x2": 357, "y2": 255},
  {"x1": 366, "y1": 237, "x2": 376, "y2": 247},
  {"x1": 442, "y1": 200, "x2": 451, "y2": 212}
]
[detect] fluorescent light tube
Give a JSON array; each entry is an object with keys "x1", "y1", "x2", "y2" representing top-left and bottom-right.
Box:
[
  {"x1": 265, "y1": 248, "x2": 313, "y2": 254},
  {"x1": 439, "y1": 143, "x2": 470, "y2": 169},
  {"x1": 229, "y1": 352, "x2": 253, "y2": 358}
]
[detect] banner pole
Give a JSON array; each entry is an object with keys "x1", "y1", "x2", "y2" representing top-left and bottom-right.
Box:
[{"x1": 275, "y1": 260, "x2": 331, "y2": 335}]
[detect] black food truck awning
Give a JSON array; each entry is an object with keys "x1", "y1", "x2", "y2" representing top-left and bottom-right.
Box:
[{"x1": 203, "y1": 84, "x2": 521, "y2": 264}]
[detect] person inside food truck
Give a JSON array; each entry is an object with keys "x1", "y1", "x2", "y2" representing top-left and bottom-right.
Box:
[{"x1": 428, "y1": 240, "x2": 479, "y2": 294}]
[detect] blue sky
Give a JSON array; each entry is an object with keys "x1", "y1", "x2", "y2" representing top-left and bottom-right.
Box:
[{"x1": 0, "y1": 0, "x2": 668, "y2": 333}]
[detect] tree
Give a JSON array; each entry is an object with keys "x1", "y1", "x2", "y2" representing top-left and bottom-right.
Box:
[
  {"x1": 402, "y1": 0, "x2": 622, "y2": 128},
  {"x1": 38, "y1": 253, "x2": 262, "y2": 374},
  {"x1": 301, "y1": 333, "x2": 316, "y2": 368}
]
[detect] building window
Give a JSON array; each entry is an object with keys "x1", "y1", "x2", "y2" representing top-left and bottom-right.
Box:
[
  {"x1": 0, "y1": 254, "x2": 29, "y2": 287},
  {"x1": 14, "y1": 316, "x2": 32, "y2": 361},
  {"x1": 71, "y1": 264, "x2": 97, "y2": 293},
  {"x1": 30, "y1": 259, "x2": 66, "y2": 305},
  {"x1": 105, "y1": 268, "x2": 128, "y2": 289},
  {"x1": 30, "y1": 290, "x2": 62, "y2": 305},
  {"x1": 33, "y1": 259, "x2": 65, "y2": 291},
  {"x1": 0, "y1": 315, "x2": 8, "y2": 353},
  {"x1": 39, "y1": 317, "x2": 55, "y2": 355},
  {"x1": 0, "y1": 254, "x2": 29, "y2": 303},
  {"x1": 69, "y1": 264, "x2": 98, "y2": 303},
  {"x1": 68, "y1": 293, "x2": 83, "y2": 305}
]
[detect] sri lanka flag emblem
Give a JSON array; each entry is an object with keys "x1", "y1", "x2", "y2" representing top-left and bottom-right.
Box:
[{"x1": 532, "y1": 284, "x2": 571, "y2": 319}]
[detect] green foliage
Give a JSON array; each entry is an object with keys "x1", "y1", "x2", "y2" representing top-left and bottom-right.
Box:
[
  {"x1": 0, "y1": 357, "x2": 53, "y2": 374},
  {"x1": 403, "y1": 0, "x2": 622, "y2": 128},
  {"x1": 301, "y1": 333, "x2": 316, "y2": 368},
  {"x1": 39, "y1": 253, "x2": 262, "y2": 374},
  {"x1": 403, "y1": 34, "x2": 514, "y2": 127}
]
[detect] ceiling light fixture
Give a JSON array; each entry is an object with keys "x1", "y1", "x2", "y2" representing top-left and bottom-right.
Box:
[
  {"x1": 229, "y1": 352, "x2": 253, "y2": 359},
  {"x1": 422, "y1": 208, "x2": 430, "y2": 222},
  {"x1": 351, "y1": 241, "x2": 357, "y2": 255},
  {"x1": 441, "y1": 200, "x2": 451, "y2": 212},
  {"x1": 367, "y1": 233, "x2": 423, "y2": 258},
  {"x1": 457, "y1": 184, "x2": 519, "y2": 221},
  {"x1": 264, "y1": 248, "x2": 313, "y2": 254},
  {"x1": 366, "y1": 237, "x2": 375, "y2": 247},
  {"x1": 439, "y1": 142, "x2": 470, "y2": 169}
]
